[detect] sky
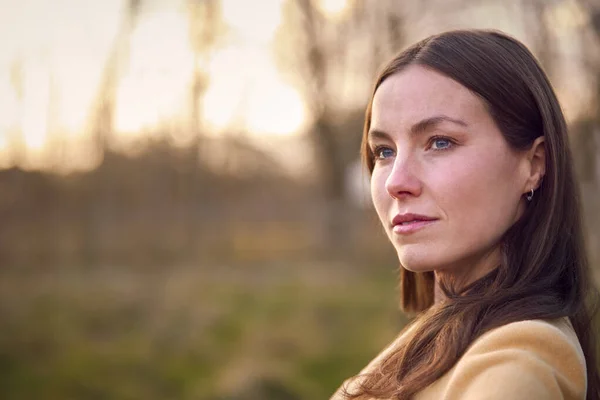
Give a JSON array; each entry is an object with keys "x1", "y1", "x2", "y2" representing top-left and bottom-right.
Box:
[
  {"x1": 0, "y1": 0, "x2": 350, "y2": 170},
  {"x1": 0, "y1": 0, "x2": 592, "y2": 171}
]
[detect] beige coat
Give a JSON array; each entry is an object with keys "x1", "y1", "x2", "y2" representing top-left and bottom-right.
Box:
[{"x1": 330, "y1": 318, "x2": 586, "y2": 399}]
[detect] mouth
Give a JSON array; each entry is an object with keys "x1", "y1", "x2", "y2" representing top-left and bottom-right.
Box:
[{"x1": 391, "y1": 213, "x2": 438, "y2": 234}]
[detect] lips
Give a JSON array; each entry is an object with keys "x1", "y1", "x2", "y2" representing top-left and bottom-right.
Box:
[
  {"x1": 391, "y1": 213, "x2": 438, "y2": 234},
  {"x1": 392, "y1": 213, "x2": 437, "y2": 225}
]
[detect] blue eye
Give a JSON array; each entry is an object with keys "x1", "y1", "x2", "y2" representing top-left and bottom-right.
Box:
[
  {"x1": 430, "y1": 137, "x2": 453, "y2": 150},
  {"x1": 374, "y1": 146, "x2": 395, "y2": 160}
]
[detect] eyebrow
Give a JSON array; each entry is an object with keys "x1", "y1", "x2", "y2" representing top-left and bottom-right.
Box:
[{"x1": 368, "y1": 115, "x2": 468, "y2": 140}]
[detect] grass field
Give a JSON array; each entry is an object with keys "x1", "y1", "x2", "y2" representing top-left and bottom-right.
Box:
[{"x1": 0, "y1": 263, "x2": 407, "y2": 400}]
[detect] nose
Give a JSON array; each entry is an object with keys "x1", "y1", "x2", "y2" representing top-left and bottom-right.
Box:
[{"x1": 384, "y1": 155, "x2": 423, "y2": 199}]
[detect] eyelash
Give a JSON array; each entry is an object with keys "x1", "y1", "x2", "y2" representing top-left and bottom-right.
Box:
[
  {"x1": 427, "y1": 135, "x2": 456, "y2": 151},
  {"x1": 371, "y1": 145, "x2": 394, "y2": 161},
  {"x1": 371, "y1": 135, "x2": 456, "y2": 161}
]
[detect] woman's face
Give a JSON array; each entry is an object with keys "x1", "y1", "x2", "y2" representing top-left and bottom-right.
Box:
[{"x1": 369, "y1": 65, "x2": 532, "y2": 284}]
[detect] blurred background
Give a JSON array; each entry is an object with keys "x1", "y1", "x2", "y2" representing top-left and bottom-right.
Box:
[{"x1": 1, "y1": 0, "x2": 599, "y2": 398}]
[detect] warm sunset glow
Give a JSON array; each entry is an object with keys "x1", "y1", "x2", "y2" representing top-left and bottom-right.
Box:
[
  {"x1": 0, "y1": 0, "x2": 122, "y2": 166},
  {"x1": 203, "y1": 46, "x2": 305, "y2": 136},
  {"x1": 202, "y1": 47, "x2": 247, "y2": 131},
  {"x1": 246, "y1": 76, "x2": 306, "y2": 135},
  {"x1": 114, "y1": 10, "x2": 194, "y2": 137},
  {"x1": 0, "y1": 0, "x2": 309, "y2": 169},
  {"x1": 221, "y1": 0, "x2": 285, "y2": 43},
  {"x1": 0, "y1": 70, "x2": 19, "y2": 137},
  {"x1": 21, "y1": 60, "x2": 49, "y2": 150},
  {"x1": 201, "y1": 0, "x2": 305, "y2": 136},
  {"x1": 317, "y1": 0, "x2": 349, "y2": 17}
]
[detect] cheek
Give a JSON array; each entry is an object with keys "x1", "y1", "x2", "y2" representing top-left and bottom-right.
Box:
[
  {"x1": 370, "y1": 168, "x2": 391, "y2": 223},
  {"x1": 434, "y1": 150, "x2": 522, "y2": 232}
]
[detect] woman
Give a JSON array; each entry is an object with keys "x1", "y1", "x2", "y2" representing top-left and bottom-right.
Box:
[{"x1": 331, "y1": 30, "x2": 599, "y2": 399}]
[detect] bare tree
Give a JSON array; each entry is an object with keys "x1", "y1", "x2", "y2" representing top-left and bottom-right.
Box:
[
  {"x1": 520, "y1": 0, "x2": 557, "y2": 80},
  {"x1": 573, "y1": 0, "x2": 600, "y2": 270},
  {"x1": 8, "y1": 57, "x2": 26, "y2": 167},
  {"x1": 187, "y1": 0, "x2": 221, "y2": 150},
  {"x1": 46, "y1": 68, "x2": 66, "y2": 170},
  {"x1": 180, "y1": 0, "x2": 223, "y2": 259},
  {"x1": 89, "y1": 0, "x2": 142, "y2": 163},
  {"x1": 276, "y1": 0, "x2": 406, "y2": 249},
  {"x1": 83, "y1": 0, "x2": 142, "y2": 265}
]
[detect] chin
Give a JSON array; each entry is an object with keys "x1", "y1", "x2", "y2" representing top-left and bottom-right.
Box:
[
  {"x1": 394, "y1": 240, "x2": 462, "y2": 273},
  {"x1": 396, "y1": 248, "x2": 437, "y2": 273}
]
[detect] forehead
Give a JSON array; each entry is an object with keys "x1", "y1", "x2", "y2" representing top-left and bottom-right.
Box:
[{"x1": 370, "y1": 65, "x2": 489, "y2": 131}]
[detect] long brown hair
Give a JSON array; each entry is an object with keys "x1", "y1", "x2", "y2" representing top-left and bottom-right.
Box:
[{"x1": 348, "y1": 30, "x2": 600, "y2": 399}]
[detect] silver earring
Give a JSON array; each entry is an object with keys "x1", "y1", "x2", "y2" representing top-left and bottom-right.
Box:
[{"x1": 526, "y1": 188, "x2": 534, "y2": 201}]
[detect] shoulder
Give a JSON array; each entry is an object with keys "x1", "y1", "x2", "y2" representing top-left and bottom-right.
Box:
[
  {"x1": 466, "y1": 318, "x2": 585, "y2": 366},
  {"x1": 439, "y1": 318, "x2": 587, "y2": 400}
]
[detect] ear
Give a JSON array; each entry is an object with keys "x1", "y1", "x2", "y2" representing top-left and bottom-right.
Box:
[{"x1": 523, "y1": 136, "x2": 546, "y2": 193}]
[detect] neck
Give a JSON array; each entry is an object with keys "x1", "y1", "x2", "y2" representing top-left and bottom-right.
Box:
[
  {"x1": 433, "y1": 246, "x2": 502, "y2": 302},
  {"x1": 434, "y1": 279, "x2": 445, "y2": 304}
]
